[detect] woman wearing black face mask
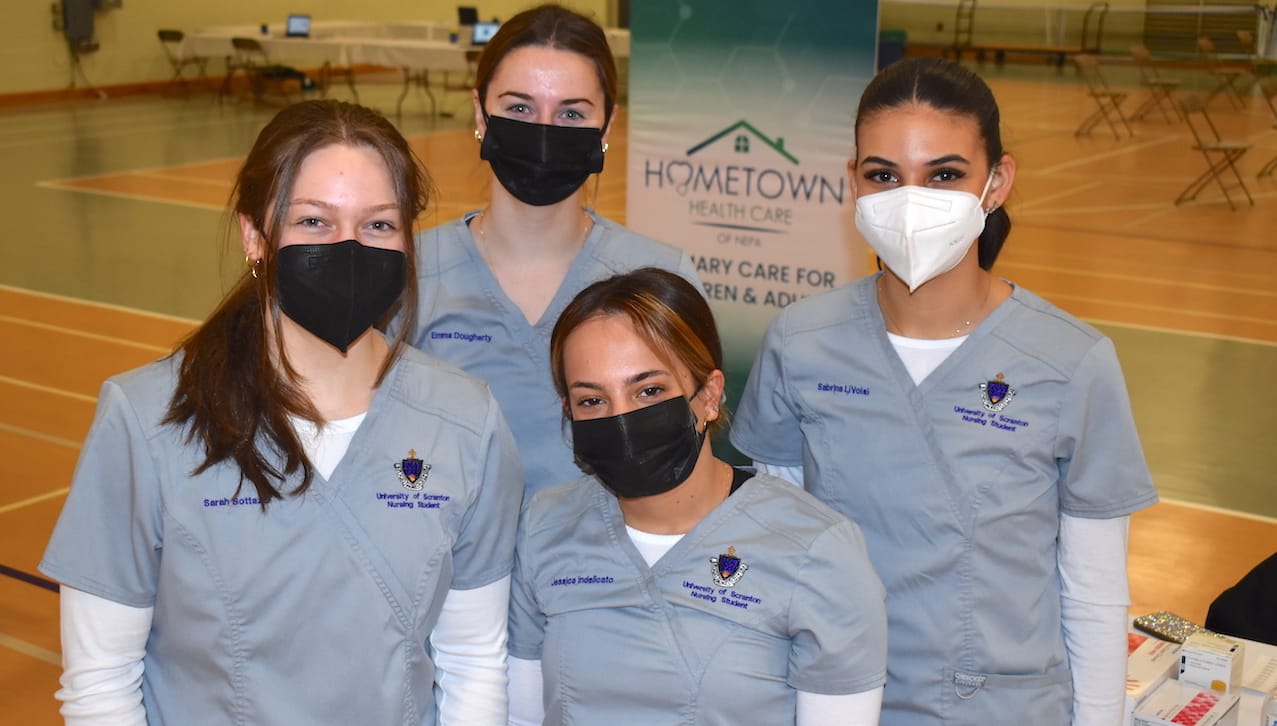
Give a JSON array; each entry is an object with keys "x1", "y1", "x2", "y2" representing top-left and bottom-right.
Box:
[
  {"x1": 505, "y1": 268, "x2": 887, "y2": 726},
  {"x1": 402, "y1": 4, "x2": 701, "y2": 502},
  {"x1": 39, "y1": 101, "x2": 523, "y2": 725}
]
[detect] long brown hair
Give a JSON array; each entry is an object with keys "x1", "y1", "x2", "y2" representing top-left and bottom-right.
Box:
[
  {"x1": 475, "y1": 3, "x2": 619, "y2": 125},
  {"x1": 550, "y1": 268, "x2": 726, "y2": 434},
  {"x1": 164, "y1": 100, "x2": 432, "y2": 507}
]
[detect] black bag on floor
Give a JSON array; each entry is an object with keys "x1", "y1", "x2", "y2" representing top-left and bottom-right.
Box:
[{"x1": 260, "y1": 65, "x2": 315, "y2": 91}]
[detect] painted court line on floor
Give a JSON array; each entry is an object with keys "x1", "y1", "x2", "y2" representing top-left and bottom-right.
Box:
[
  {"x1": 34, "y1": 154, "x2": 249, "y2": 185},
  {"x1": 1160, "y1": 496, "x2": 1277, "y2": 526},
  {"x1": 0, "y1": 422, "x2": 80, "y2": 453},
  {"x1": 1015, "y1": 185, "x2": 1277, "y2": 216},
  {"x1": 0, "y1": 632, "x2": 60, "y2": 667},
  {"x1": 1013, "y1": 180, "x2": 1107, "y2": 210},
  {"x1": 1003, "y1": 261, "x2": 1277, "y2": 298},
  {"x1": 0, "y1": 284, "x2": 201, "y2": 325},
  {"x1": 31, "y1": 182, "x2": 226, "y2": 214},
  {"x1": 0, "y1": 314, "x2": 175, "y2": 354},
  {"x1": 0, "y1": 485, "x2": 72, "y2": 515},
  {"x1": 1052, "y1": 292, "x2": 1277, "y2": 327},
  {"x1": 1088, "y1": 317, "x2": 1277, "y2": 348},
  {"x1": 1036, "y1": 135, "x2": 1180, "y2": 174},
  {"x1": 0, "y1": 119, "x2": 259, "y2": 151},
  {"x1": 0, "y1": 376, "x2": 98, "y2": 404}
]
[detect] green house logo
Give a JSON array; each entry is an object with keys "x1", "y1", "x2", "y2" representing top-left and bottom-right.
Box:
[{"x1": 686, "y1": 120, "x2": 799, "y2": 165}]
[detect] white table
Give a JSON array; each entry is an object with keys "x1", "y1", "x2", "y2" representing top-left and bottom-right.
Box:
[
  {"x1": 383, "y1": 21, "x2": 455, "y2": 42},
  {"x1": 347, "y1": 38, "x2": 472, "y2": 116},
  {"x1": 180, "y1": 32, "x2": 473, "y2": 111}
]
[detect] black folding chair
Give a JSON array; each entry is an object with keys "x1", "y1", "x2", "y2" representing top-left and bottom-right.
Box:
[
  {"x1": 156, "y1": 29, "x2": 209, "y2": 93},
  {"x1": 1129, "y1": 43, "x2": 1181, "y2": 123},
  {"x1": 1073, "y1": 55, "x2": 1131, "y2": 139},
  {"x1": 1175, "y1": 93, "x2": 1253, "y2": 209},
  {"x1": 225, "y1": 37, "x2": 302, "y2": 105},
  {"x1": 1197, "y1": 36, "x2": 1248, "y2": 109}
]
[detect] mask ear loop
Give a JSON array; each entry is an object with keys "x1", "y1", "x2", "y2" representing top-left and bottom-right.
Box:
[{"x1": 979, "y1": 169, "x2": 998, "y2": 214}]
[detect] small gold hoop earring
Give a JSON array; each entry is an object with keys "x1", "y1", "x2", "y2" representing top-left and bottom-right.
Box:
[
  {"x1": 474, "y1": 129, "x2": 482, "y2": 142},
  {"x1": 601, "y1": 142, "x2": 609, "y2": 153},
  {"x1": 246, "y1": 256, "x2": 262, "y2": 280}
]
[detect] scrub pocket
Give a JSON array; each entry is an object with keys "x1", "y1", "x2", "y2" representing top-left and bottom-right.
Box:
[{"x1": 941, "y1": 664, "x2": 1072, "y2": 724}]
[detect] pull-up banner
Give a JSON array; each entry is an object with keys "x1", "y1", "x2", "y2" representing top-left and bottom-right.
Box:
[{"x1": 626, "y1": 1, "x2": 879, "y2": 419}]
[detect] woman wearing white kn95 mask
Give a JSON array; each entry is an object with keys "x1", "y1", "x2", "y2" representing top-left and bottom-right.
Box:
[{"x1": 732, "y1": 57, "x2": 1158, "y2": 726}]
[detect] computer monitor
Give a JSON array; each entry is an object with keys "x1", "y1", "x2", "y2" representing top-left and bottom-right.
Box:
[
  {"x1": 457, "y1": 6, "x2": 479, "y2": 25},
  {"x1": 470, "y1": 21, "x2": 500, "y2": 46},
  {"x1": 284, "y1": 14, "x2": 311, "y2": 38}
]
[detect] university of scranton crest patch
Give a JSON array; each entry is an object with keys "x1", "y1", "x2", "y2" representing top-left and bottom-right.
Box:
[
  {"x1": 711, "y1": 546, "x2": 749, "y2": 587},
  {"x1": 393, "y1": 449, "x2": 430, "y2": 491},
  {"x1": 979, "y1": 373, "x2": 1016, "y2": 412}
]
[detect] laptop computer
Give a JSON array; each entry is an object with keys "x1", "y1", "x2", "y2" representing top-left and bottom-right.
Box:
[
  {"x1": 284, "y1": 14, "x2": 311, "y2": 38},
  {"x1": 470, "y1": 21, "x2": 500, "y2": 46}
]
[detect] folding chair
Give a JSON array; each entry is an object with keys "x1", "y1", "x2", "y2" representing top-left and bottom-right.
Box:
[
  {"x1": 1197, "y1": 36, "x2": 1248, "y2": 109},
  {"x1": 1258, "y1": 80, "x2": 1277, "y2": 178},
  {"x1": 226, "y1": 37, "x2": 301, "y2": 105},
  {"x1": 1175, "y1": 93, "x2": 1253, "y2": 209},
  {"x1": 1236, "y1": 30, "x2": 1257, "y2": 61},
  {"x1": 1072, "y1": 54, "x2": 1131, "y2": 139},
  {"x1": 1258, "y1": 77, "x2": 1277, "y2": 123},
  {"x1": 950, "y1": 0, "x2": 975, "y2": 61},
  {"x1": 156, "y1": 29, "x2": 209, "y2": 93},
  {"x1": 1129, "y1": 43, "x2": 1181, "y2": 123}
]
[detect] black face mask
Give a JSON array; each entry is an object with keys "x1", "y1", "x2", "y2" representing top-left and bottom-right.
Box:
[
  {"x1": 479, "y1": 113, "x2": 605, "y2": 207},
  {"x1": 571, "y1": 396, "x2": 706, "y2": 499},
  {"x1": 275, "y1": 240, "x2": 406, "y2": 353}
]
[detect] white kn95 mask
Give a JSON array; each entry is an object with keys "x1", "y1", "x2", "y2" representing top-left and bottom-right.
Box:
[{"x1": 855, "y1": 173, "x2": 994, "y2": 292}]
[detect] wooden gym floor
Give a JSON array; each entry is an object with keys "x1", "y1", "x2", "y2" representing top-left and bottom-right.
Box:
[{"x1": 1, "y1": 65, "x2": 1275, "y2": 720}]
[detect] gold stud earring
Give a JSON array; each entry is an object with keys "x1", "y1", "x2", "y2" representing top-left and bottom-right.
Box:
[{"x1": 474, "y1": 129, "x2": 482, "y2": 142}]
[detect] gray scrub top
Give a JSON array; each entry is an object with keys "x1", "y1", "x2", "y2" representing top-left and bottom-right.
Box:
[
  {"x1": 731, "y1": 275, "x2": 1158, "y2": 725},
  {"x1": 406, "y1": 210, "x2": 700, "y2": 498},
  {"x1": 40, "y1": 347, "x2": 524, "y2": 726},
  {"x1": 509, "y1": 472, "x2": 887, "y2": 725}
]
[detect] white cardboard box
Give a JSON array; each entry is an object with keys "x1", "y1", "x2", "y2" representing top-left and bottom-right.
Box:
[
  {"x1": 1125, "y1": 632, "x2": 1183, "y2": 726},
  {"x1": 1133, "y1": 681, "x2": 1240, "y2": 726},
  {"x1": 1179, "y1": 631, "x2": 1245, "y2": 694}
]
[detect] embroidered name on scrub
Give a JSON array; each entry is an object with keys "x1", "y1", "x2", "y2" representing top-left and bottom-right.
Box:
[
  {"x1": 375, "y1": 491, "x2": 451, "y2": 509},
  {"x1": 549, "y1": 575, "x2": 615, "y2": 586},
  {"x1": 202, "y1": 496, "x2": 262, "y2": 508},
  {"x1": 429, "y1": 330, "x2": 494, "y2": 343},
  {"x1": 952, "y1": 406, "x2": 1031, "y2": 432},
  {"x1": 816, "y1": 382, "x2": 870, "y2": 395}
]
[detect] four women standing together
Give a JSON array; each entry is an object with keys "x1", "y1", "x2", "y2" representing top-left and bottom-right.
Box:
[{"x1": 40, "y1": 4, "x2": 1155, "y2": 724}]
